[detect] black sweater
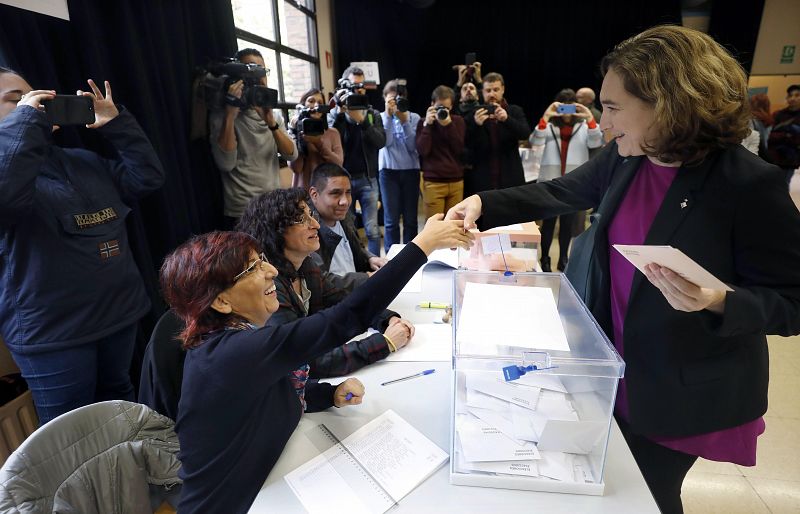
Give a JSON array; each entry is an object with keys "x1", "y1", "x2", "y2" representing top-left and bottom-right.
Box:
[{"x1": 175, "y1": 243, "x2": 427, "y2": 514}]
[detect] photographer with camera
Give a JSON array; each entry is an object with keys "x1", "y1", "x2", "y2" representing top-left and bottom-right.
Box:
[
  {"x1": 379, "y1": 79, "x2": 421, "y2": 252},
  {"x1": 209, "y1": 48, "x2": 297, "y2": 227},
  {"x1": 0, "y1": 68, "x2": 164, "y2": 424},
  {"x1": 533, "y1": 88, "x2": 602, "y2": 272},
  {"x1": 329, "y1": 66, "x2": 386, "y2": 256},
  {"x1": 464, "y1": 72, "x2": 530, "y2": 196},
  {"x1": 288, "y1": 88, "x2": 343, "y2": 190},
  {"x1": 416, "y1": 85, "x2": 466, "y2": 218}
]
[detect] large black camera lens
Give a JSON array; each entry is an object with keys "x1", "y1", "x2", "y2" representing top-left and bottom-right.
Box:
[
  {"x1": 301, "y1": 117, "x2": 327, "y2": 137},
  {"x1": 396, "y1": 96, "x2": 410, "y2": 113},
  {"x1": 435, "y1": 106, "x2": 449, "y2": 121},
  {"x1": 345, "y1": 94, "x2": 369, "y2": 110},
  {"x1": 247, "y1": 85, "x2": 278, "y2": 109}
]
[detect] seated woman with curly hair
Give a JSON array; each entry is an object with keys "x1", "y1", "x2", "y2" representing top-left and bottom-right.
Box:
[
  {"x1": 237, "y1": 188, "x2": 416, "y2": 379},
  {"x1": 161, "y1": 224, "x2": 473, "y2": 513}
]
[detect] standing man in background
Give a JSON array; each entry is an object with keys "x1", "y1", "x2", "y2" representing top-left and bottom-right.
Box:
[
  {"x1": 330, "y1": 66, "x2": 386, "y2": 255},
  {"x1": 209, "y1": 48, "x2": 297, "y2": 228},
  {"x1": 379, "y1": 79, "x2": 421, "y2": 252},
  {"x1": 464, "y1": 72, "x2": 530, "y2": 196},
  {"x1": 576, "y1": 87, "x2": 603, "y2": 123}
]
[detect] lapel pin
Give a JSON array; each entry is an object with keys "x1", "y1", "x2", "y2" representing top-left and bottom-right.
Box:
[{"x1": 680, "y1": 198, "x2": 688, "y2": 209}]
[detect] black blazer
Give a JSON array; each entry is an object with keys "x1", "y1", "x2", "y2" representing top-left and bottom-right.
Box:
[{"x1": 477, "y1": 142, "x2": 800, "y2": 437}]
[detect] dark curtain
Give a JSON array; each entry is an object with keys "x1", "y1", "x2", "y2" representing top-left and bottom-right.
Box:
[
  {"x1": 333, "y1": 0, "x2": 682, "y2": 121},
  {"x1": 0, "y1": 0, "x2": 238, "y2": 391},
  {"x1": 707, "y1": 0, "x2": 765, "y2": 74}
]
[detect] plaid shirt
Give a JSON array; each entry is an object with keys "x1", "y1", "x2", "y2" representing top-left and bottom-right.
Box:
[{"x1": 267, "y1": 257, "x2": 396, "y2": 378}]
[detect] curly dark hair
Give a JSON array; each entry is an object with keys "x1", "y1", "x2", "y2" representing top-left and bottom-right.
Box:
[{"x1": 236, "y1": 188, "x2": 309, "y2": 281}]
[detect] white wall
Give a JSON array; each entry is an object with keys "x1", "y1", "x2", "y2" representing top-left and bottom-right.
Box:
[{"x1": 316, "y1": 0, "x2": 336, "y2": 96}]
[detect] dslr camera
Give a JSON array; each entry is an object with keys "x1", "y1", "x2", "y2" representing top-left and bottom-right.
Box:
[
  {"x1": 335, "y1": 77, "x2": 370, "y2": 110},
  {"x1": 202, "y1": 58, "x2": 279, "y2": 110},
  {"x1": 292, "y1": 104, "x2": 331, "y2": 138},
  {"x1": 394, "y1": 79, "x2": 409, "y2": 113},
  {"x1": 435, "y1": 105, "x2": 449, "y2": 121}
]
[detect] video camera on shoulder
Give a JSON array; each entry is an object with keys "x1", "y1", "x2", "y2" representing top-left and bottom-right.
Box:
[
  {"x1": 294, "y1": 104, "x2": 331, "y2": 137},
  {"x1": 335, "y1": 77, "x2": 370, "y2": 110},
  {"x1": 202, "y1": 58, "x2": 279, "y2": 110},
  {"x1": 395, "y1": 79, "x2": 409, "y2": 113}
]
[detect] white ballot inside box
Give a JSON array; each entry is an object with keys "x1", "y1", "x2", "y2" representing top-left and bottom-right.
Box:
[{"x1": 450, "y1": 271, "x2": 624, "y2": 495}]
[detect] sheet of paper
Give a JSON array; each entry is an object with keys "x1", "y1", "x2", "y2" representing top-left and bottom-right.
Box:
[
  {"x1": 457, "y1": 415, "x2": 540, "y2": 462},
  {"x1": 613, "y1": 244, "x2": 733, "y2": 291},
  {"x1": 457, "y1": 283, "x2": 570, "y2": 353},
  {"x1": 384, "y1": 323, "x2": 452, "y2": 362},
  {"x1": 537, "y1": 390, "x2": 579, "y2": 421},
  {"x1": 285, "y1": 410, "x2": 448, "y2": 513},
  {"x1": 489, "y1": 223, "x2": 523, "y2": 231},
  {"x1": 480, "y1": 233, "x2": 512, "y2": 255},
  {"x1": 536, "y1": 420, "x2": 607, "y2": 454},
  {"x1": 510, "y1": 404, "x2": 545, "y2": 442},
  {"x1": 466, "y1": 373, "x2": 541, "y2": 411},
  {"x1": 427, "y1": 247, "x2": 460, "y2": 268}
]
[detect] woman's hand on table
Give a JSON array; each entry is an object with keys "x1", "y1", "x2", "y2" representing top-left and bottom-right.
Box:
[{"x1": 334, "y1": 378, "x2": 365, "y2": 407}]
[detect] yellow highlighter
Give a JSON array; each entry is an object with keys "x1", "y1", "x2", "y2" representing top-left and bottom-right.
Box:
[{"x1": 418, "y1": 301, "x2": 449, "y2": 309}]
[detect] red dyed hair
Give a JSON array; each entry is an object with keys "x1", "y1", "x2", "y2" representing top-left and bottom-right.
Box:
[
  {"x1": 749, "y1": 93, "x2": 773, "y2": 127},
  {"x1": 160, "y1": 231, "x2": 261, "y2": 349}
]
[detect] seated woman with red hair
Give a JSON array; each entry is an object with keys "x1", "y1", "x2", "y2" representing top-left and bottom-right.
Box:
[{"x1": 160, "y1": 223, "x2": 472, "y2": 514}]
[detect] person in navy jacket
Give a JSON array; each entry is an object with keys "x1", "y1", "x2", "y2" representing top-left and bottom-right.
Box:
[{"x1": 0, "y1": 68, "x2": 164, "y2": 424}]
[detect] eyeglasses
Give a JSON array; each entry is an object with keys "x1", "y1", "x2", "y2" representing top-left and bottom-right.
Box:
[
  {"x1": 233, "y1": 252, "x2": 269, "y2": 282},
  {"x1": 291, "y1": 211, "x2": 316, "y2": 228}
]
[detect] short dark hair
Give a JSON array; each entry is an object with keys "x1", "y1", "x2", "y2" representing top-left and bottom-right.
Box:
[
  {"x1": 310, "y1": 162, "x2": 351, "y2": 192},
  {"x1": 383, "y1": 79, "x2": 400, "y2": 97},
  {"x1": 0, "y1": 67, "x2": 25, "y2": 82},
  {"x1": 555, "y1": 88, "x2": 577, "y2": 103},
  {"x1": 160, "y1": 231, "x2": 261, "y2": 349},
  {"x1": 788, "y1": 84, "x2": 800, "y2": 95},
  {"x1": 236, "y1": 188, "x2": 309, "y2": 281},
  {"x1": 482, "y1": 72, "x2": 504, "y2": 86},
  {"x1": 431, "y1": 85, "x2": 455, "y2": 102},
  {"x1": 341, "y1": 65, "x2": 364, "y2": 80},
  {"x1": 235, "y1": 48, "x2": 263, "y2": 61}
]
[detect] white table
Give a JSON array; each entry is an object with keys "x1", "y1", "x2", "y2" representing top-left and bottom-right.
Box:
[{"x1": 249, "y1": 265, "x2": 658, "y2": 513}]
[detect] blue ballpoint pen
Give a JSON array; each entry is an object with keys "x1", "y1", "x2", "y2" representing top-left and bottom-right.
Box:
[{"x1": 380, "y1": 369, "x2": 436, "y2": 386}]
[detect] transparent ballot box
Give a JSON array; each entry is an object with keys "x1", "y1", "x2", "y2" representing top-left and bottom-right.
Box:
[{"x1": 450, "y1": 271, "x2": 625, "y2": 495}]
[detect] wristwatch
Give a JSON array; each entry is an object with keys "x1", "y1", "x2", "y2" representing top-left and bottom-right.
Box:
[{"x1": 268, "y1": 123, "x2": 279, "y2": 131}]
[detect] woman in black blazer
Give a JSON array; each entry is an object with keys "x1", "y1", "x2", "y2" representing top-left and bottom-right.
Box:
[{"x1": 447, "y1": 25, "x2": 800, "y2": 514}]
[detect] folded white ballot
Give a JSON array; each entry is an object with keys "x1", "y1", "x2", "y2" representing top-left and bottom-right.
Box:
[
  {"x1": 513, "y1": 373, "x2": 568, "y2": 393},
  {"x1": 455, "y1": 451, "x2": 541, "y2": 478},
  {"x1": 467, "y1": 407, "x2": 522, "y2": 444},
  {"x1": 466, "y1": 373, "x2": 541, "y2": 411},
  {"x1": 465, "y1": 387, "x2": 513, "y2": 411},
  {"x1": 457, "y1": 415, "x2": 541, "y2": 462},
  {"x1": 510, "y1": 404, "x2": 546, "y2": 442},
  {"x1": 538, "y1": 451, "x2": 576, "y2": 482},
  {"x1": 537, "y1": 390, "x2": 579, "y2": 421}
]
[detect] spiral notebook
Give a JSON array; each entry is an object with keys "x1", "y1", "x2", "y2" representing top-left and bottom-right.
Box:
[{"x1": 284, "y1": 409, "x2": 448, "y2": 514}]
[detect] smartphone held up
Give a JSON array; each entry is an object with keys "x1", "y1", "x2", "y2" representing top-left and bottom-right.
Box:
[{"x1": 41, "y1": 95, "x2": 95, "y2": 126}]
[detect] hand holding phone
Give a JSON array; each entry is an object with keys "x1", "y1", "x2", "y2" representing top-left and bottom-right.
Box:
[
  {"x1": 77, "y1": 79, "x2": 119, "y2": 129},
  {"x1": 556, "y1": 103, "x2": 577, "y2": 115}
]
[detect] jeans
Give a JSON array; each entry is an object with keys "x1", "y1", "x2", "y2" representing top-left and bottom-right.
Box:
[
  {"x1": 350, "y1": 175, "x2": 382, "y2": 255},
  {"x1": 10, "y1": 323, "x2": 138, "y2": 424},
  {"x1": 379, "y1": 169, "x2": 420, "y2": 252}
]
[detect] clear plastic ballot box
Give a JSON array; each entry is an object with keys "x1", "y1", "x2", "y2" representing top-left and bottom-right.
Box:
[{"x1": 450, "y1": 271, "x2": 625, "y2": 495}]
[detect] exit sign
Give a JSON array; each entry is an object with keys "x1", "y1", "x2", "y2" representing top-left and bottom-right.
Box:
[{"x1": 781, "y1": 45, "x2": 795, "y2": 64}]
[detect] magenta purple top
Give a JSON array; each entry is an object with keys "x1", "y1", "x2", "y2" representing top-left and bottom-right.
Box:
[{"x1": 607, "y1": 158, "x2": 764, "y2": 466}]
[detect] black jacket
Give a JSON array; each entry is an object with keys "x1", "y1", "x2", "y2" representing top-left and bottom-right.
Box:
[
  {"x1": 331, "y1": 108, "x2": 386, "y2": 179},
  {"x1": 314, "y1": 211, "x2": 374, "y2": 274},
  {"x1": 464, "y1": 103, "x2": 529, "y2": 195},
  {"x1": 477, "y1": 142, "x2": 800, "y2": 438}
]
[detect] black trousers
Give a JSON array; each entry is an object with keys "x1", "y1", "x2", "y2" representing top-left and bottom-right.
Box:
[
  {"x1": 617, "y1": 417, "x2": 698, "y2": 514},
  {"x1": 540, "y1": 212, "x2": 576, "y2": 266}
]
